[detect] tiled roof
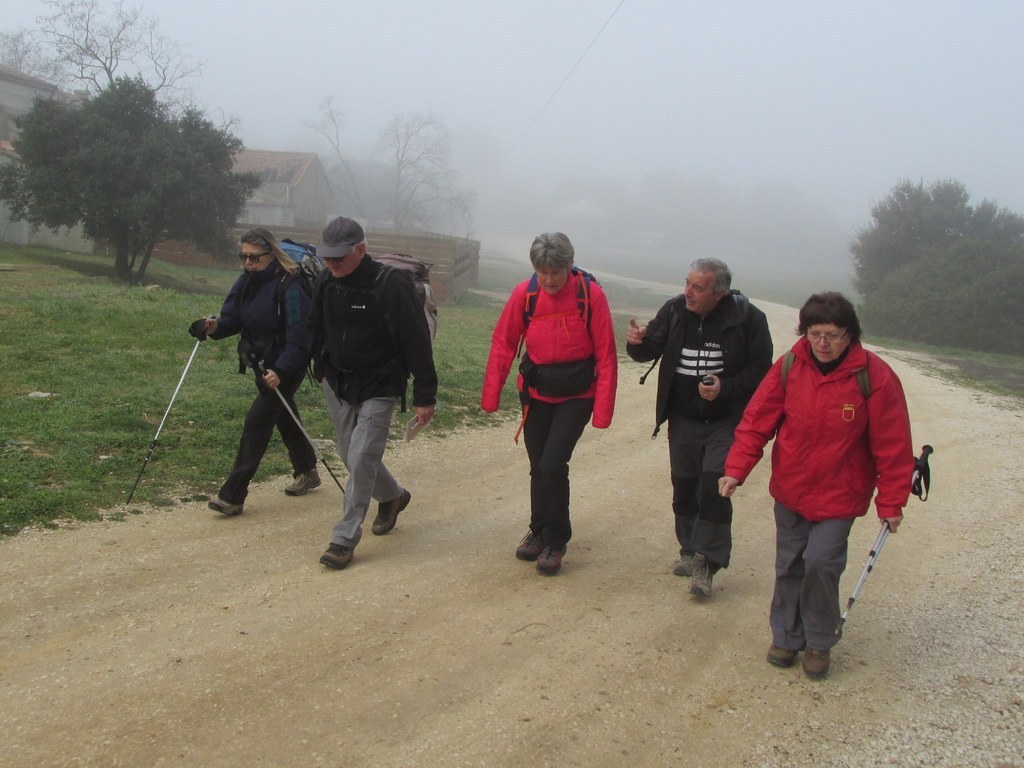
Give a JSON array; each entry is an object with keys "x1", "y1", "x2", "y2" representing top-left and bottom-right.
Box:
[{"x1": 233, "y1": 149, "x2": 320, "y2": 187}]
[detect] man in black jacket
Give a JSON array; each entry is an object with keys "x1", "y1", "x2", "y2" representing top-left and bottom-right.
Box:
[
  {"x1": 310, "y1": 217, "x2": 438, "y2": 570},
  {"x1": 626, "y1": 258, "x2": 772, "y2": 598}
]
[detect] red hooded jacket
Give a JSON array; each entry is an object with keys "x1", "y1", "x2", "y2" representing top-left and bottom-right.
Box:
[
  {"x1": 724, "y1": 338, "x2": 914, "y2": 521},
  {"x1": 481, "y1": 273, "x2": 617, "y2": 428}
]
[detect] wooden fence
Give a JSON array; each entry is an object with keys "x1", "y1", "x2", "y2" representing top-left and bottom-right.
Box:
[{"x1": 152, "y1": 226, "x2": 479, "y2": 304}]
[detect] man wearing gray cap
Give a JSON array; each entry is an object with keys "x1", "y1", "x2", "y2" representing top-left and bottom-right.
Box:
[{"x1": 309, "y1": 216, "x2": 438, "y2": 570}]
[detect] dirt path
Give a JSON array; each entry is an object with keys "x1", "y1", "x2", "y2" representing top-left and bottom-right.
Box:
[{"x1": 2, "y1": 301, "x2": 1021, "y2": 768}]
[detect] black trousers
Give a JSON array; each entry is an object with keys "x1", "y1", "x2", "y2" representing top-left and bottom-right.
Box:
[
  {"x1": 666, "y1": 413, "x2": 736, "y2": 571},
  {"x1": 219, "y1": 374, "x2": 316, "y2": 504},
  {"x1": 522, "y1": 397, "x2": 594, "y2": 550}
]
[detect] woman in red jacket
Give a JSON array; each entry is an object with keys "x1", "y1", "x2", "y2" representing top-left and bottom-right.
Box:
[
  {"x1": 481, "y1": 232, "x2": 618, "y2": 575},
  {"x1": 719, "y1": 292, "x2": 913, "y2": 679}
]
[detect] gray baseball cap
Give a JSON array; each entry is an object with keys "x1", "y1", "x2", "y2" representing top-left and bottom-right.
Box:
[{"x1": 319, "y1": 216, "x2": 365, "y2": 259}]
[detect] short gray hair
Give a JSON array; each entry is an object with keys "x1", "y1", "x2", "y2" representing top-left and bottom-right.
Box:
[
  {"x1": 530, "y1": 232, "x2": 575, "y2": 271},
  {"x1": 690, "y1": 258, "x2": 732, "y2": 293}
]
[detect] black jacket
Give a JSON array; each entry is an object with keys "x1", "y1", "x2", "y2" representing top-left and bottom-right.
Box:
[
  {"x1": 309, "y1": 255, "x2": 437, "y2": 407},
  {"x1": 627, "y1": 291, "x2": 773, "y2": 434}
]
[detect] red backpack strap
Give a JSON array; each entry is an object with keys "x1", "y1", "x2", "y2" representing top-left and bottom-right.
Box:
[
  {"x1": 573, "y1": 267, "x2": 594, "y2": 328},
  {"x1": 518, "y1": 273, "x2": 541, "y2": 358}
]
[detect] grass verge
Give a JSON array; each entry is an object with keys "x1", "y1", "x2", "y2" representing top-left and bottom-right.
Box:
[{"x1": 0, "y1": 245, "x2": 518, "y2": 534}]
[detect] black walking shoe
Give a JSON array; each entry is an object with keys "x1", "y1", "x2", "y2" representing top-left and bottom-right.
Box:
[
  {"x1": 515, "y1": 532, "x2": 545, "y2": 561},
  {"x1": 319, "y1": 543, "x2": 353, "y2": 570},
  {"x1": 371, "y1": 490, "x2": 411, "y2": 535},
  {"x1": 536, "y1": 545, "x2": 565, "y2": 575}
]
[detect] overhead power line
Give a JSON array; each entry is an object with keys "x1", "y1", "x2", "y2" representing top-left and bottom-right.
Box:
[{"x1": 503, "y1": 0, "x2": 627, "y2": 161}]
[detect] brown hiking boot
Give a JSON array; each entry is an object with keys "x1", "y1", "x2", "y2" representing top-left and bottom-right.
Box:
[
  {"x1": 208, "y1": 496, "x2": 243, "y2": 516},
  {"x1": 673, "y1": 553, "x2": 697, "y2": 577},
  {"x1": 284, "y1": 469, "x2": 321, "y2": 496},
  {"x1": 515, "y1": 532, "x2": 545, "y2": 561},
  {"x1": 536, "y1": 545, "x2": 565, "y2": 575},
  {"x1": 688, "y1": 554, "x2": 713, "y2": 598},
  {"x1": 371, "y1": 490, "x2": 411, "y2": 535},
  {"x1": 803, "y1": 648, "x2": 831, "y2": 679},
  {"x1": 766, "y1": 645, "x2": 798, "y2": 668},
  {"x1": 319, "y1": 543, "x2": 353, "y2": 570}
]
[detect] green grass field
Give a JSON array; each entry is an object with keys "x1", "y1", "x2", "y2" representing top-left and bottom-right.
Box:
[{"x1": 0, "y1": 245, "x2": 520, "y2": 534}]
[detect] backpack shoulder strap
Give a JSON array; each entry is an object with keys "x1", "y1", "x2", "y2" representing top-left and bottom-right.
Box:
[
  {"x1": 781, "y1": 350, "x2": 795, "y2": 389},
  {"x1": 782, "y1": 349, "x2": 871, "y2": 397},
  {"x1": 573, "y1": 267, "x2": 594, "y2": 328},
  {"x1": 856, "y1": 366, "x2": 872, "y2": 398}
]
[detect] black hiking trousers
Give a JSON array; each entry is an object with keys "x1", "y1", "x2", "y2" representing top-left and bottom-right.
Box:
[
  {"x1": 219, "y1": 373, "x2": 316, "y2": 504},
  {"x1": 522, "y1": 397, "x2": 594, "y2": 551}
]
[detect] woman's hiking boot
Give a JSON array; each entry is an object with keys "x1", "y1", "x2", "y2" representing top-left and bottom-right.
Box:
[
  {"x1": 536, "y1": 545, "x2": 565, "y2": 575},
  {"x1": 766, "y1": 645, "x2": 798, "y2": 668},
  {"x1": 515, "y1": 532, "x2": 545, "y2": 561},
  {"x1": 371, "y1": 490, "x2": 411, "y2": 535},
  {"x1": 284, "y1": 469, "x2": 321, "y2": 496},
  {"x1": 208, "y1": 497, "x2": 243, "y2": 516},
  {"x1": 802, "y1": 648, "x2": 831, "y2": 679}
]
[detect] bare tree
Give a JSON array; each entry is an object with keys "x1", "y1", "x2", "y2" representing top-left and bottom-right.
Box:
[
  {"x1": 306, "y1": 97, "x2": 365, "y2": 218},
  {"x1": 376, "y1": 112, "x2": 473, "y2": 233},
  {"x1": 35, "y1": 0, "x2": 201, "y2": 100},
  {"x1": 0, "y1": 29, "x2": 63, "y2": 82}
]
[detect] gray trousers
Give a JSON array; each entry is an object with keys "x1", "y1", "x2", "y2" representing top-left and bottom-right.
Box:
[
  {"x1": 771, "y1": 502, "x2": 856, "y2": 653},
  {"x1": 322, "y1": 382, "x2": 403, "y2": 548}
]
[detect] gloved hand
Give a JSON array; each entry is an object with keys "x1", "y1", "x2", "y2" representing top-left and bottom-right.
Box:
[{"x1": 189, "y1": 318, "x2": 209, "y2": 340}]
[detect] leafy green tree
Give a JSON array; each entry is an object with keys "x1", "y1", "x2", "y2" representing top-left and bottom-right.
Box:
[
  {"x1": 0, "y1": 77, "x2": 257, "y2": 283},
  {"x1": 860, "y1": 239, "x2": 1024, "y2": 355},
  {"x1": 851, "y1": 179, "x2": 1024, "y2": 294}
]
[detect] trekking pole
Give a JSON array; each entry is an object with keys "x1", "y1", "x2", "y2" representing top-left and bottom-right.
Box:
[
  {"x1": 835, "y1": 445, "x2": 934, "y2": 635},
  {"x1": 257, "y1": 360, "x2": 345, "y2": 495},
  {"x1": 125, "y1": 339, "x2": 202, "y2": 505}
]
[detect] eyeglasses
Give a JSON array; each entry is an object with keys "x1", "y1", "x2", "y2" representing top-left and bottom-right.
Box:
[
  {"x1": 807, "y1": 330, "x2": 848, "y2": 344},
  {"x1": 238, "y1": 250, "x2": 271, "y2": 262}
]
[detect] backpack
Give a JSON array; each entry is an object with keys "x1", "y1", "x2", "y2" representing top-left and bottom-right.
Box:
[
  {"x1": 517, "y1": 267, "x2": 597, "y2": 357},
  {"x1": 370, "y1": 252, "x2": 437, "y2": 341},
  {"x1": 780, "y1": 350, "x2": 871, "y2": 397},
  {"x1": 249, "y1": 239, "x2": 325, "y2": 379},
  {"x1": 278, "y1": 239, "x2": 326, "y2": 298}
]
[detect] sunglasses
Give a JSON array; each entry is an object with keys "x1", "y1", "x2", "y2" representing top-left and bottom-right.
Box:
[{"x1": 238, "y1": 250, "x2": 271, "y2": 262}]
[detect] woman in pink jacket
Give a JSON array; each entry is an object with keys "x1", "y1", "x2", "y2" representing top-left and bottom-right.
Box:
[
  {"x1": 481, "y1": 232, "x2": 618, "y2": 575},
  {"x1": 719, "y1": 292, "x2": 913, "y2": 679}
]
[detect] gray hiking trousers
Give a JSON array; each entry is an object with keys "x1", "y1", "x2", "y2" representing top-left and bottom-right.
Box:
[
  {"x1": 322, "y1": 382, "x2": 404, "y2": 548},
  {"x1": 771, "y1": 502, "x2": 856, "y2": 653}
]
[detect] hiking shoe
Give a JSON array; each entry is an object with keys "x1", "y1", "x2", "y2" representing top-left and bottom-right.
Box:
[
  {"x1": 688, "y1": 555, "x2": 713, "y2": 598},
  {"x1": 673, "y1": 553, "x2": 697, "y2": 577},
  {"x1": 515, "y1": 532, "x2": 545, "y2": 561},
  {"x1": 536, "y1": 545, "x2": 565, "y2": 575},
  {"x1": 767, "y1": 645, "x2": 798, "y2": 668},
  {"x1": 371, "y1": 489, "x2": 411, "y2": 535},
  {"x1": 284, "y1": 469, "x2": 321, "y2": 496},
  {"x1": 209, "y1": 497, "x2": 243, "y2": 516},
  {"x1": 803, "y1": 648, "x2": 830, "y2": 680},
  {"x1": 319, "y1": 543, "x2": 353, "y2": 570}
]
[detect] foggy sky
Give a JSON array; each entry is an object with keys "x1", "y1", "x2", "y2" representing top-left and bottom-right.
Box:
[{"x1": 7, "y1": 0, "x2": 1024, "y2": 285}]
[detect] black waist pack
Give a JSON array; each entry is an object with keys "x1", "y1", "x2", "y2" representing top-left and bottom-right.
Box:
[{"x1": 519, "y1": 354, "x2": 597, "y2": 398}]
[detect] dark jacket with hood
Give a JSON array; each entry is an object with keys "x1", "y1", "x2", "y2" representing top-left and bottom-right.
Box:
[
  {"x1": 627, "y1": 290, "x2": 773, "y2": 435},
  {"x1": 310, "y1": 254, "x2": 438, "y2": 408},
  {"x1": 210, "y1": 261, "x2": 312, "y2": 381}
]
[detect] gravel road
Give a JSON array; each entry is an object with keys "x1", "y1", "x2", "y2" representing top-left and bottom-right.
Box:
[{"x1": 1, "y1": 300, "x2": 1021, "y2": 767}]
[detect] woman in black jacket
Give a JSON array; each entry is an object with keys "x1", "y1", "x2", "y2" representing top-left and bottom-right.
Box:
[{"x1": 189, "y1": 228, "x2": 319, "y2": 515}]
